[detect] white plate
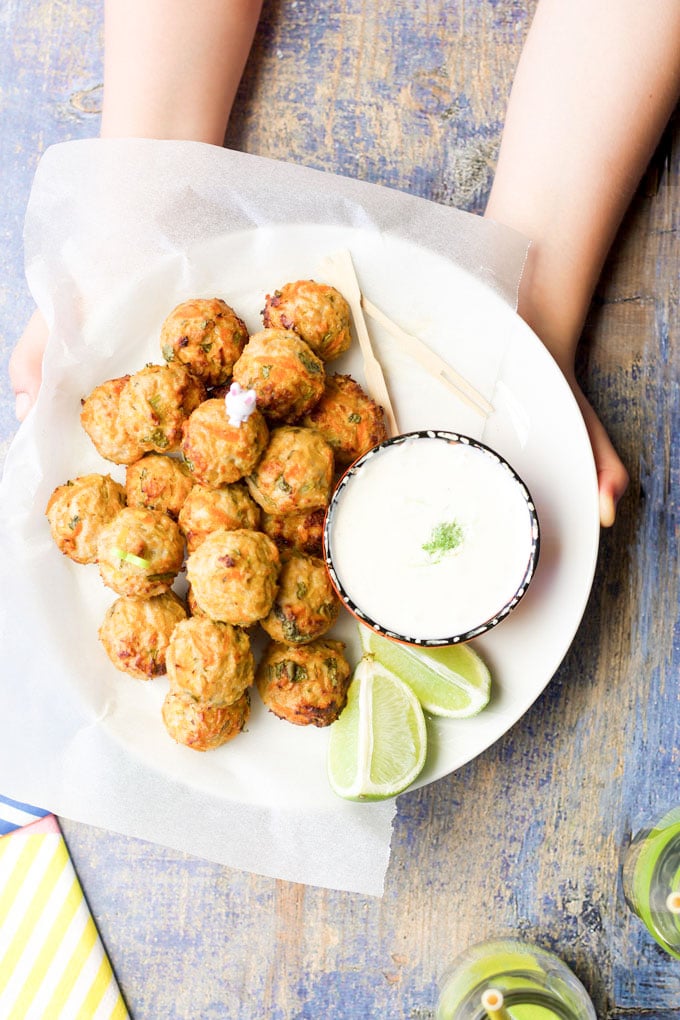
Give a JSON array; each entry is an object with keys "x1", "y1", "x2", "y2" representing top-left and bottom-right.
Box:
[{"x1": 15, "y1": 223, "x2": 600, "y2": 809}]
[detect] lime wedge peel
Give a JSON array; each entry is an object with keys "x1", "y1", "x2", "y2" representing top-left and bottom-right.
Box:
[
  {"x1": 327, "y1": 657, "x2": 427, "y2": 801},
  {"x1": 358, "y1": 626, "x2": 491, "y2": 719}
]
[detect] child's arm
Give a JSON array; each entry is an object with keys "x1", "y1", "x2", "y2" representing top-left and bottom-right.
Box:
[
  {"x1": 485, "y1": 0, "x2": 680, "y2": 526},
  {"x1": 101, "y1": 0, "x2": 262, "y2": 143},
  {"x1": 9, "y1": 0, "x2": 262, "y2": 419}
]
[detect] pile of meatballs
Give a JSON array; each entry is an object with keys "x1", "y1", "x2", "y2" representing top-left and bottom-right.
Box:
[{"x1": 45, "y1": 281, "x2": 388, "y2": 753}]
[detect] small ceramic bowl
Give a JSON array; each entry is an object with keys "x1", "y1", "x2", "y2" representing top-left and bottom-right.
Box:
[{"x1": 323, "y1": 430, "x2": 540, "y2": 646}]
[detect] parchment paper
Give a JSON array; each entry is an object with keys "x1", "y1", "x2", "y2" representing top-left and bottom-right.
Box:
[{"x1": 0, "y1": 139, "x2": 529, "y2": 895}]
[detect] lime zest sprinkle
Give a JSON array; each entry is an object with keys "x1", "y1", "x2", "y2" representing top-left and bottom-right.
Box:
[
  {"x1": 422, "y1": 519, "x2": 464, "y2": 562},
  {"x1": 112, "y1": 547, "x2": 151, "y2": 569}
]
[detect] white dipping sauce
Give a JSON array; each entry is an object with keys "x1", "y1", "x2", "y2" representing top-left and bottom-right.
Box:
[{"x1": 327, "y1": 435, "x2": 536, "y2": 641}]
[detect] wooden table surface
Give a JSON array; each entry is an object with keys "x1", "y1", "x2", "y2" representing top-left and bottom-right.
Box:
[{"x1": 1, "y1": 2, "x2": 679, "y2": 1017}]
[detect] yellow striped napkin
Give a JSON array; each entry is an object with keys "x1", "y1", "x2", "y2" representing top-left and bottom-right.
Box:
[{"x1": 0, "y1": 810, "x2": 129, "y2": 1020}]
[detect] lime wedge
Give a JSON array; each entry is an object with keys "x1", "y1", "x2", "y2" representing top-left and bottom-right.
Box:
[
  {"x1": 359, "y1": 627, "x2": 491, "y2": 718},
  {"x1": 327, "y1": 656, "x2": 427, "y2": 801}
]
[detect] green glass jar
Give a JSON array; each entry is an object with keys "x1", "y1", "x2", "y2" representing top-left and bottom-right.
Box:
[
  {"x1": 621, "y1": 807, "x2": 680, "y2": 959},
  {"x1": 435, "y1": 939, "x2": 596, "y2": 1020}
]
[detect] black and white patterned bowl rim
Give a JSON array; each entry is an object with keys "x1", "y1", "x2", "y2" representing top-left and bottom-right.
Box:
[{"x1": 323, "y1": 430, "x2": 541, "y2": 647}]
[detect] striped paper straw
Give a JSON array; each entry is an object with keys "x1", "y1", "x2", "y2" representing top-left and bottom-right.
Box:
[{"x1": 0, "y1": 811, "x2": 130, "y2": 1019}]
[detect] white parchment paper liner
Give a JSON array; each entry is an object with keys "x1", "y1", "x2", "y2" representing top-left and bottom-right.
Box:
[{"x1": 0, "y1": 140, "x2": 529, "y2": 895}]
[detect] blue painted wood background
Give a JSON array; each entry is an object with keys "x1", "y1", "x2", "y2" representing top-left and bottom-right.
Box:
[{"x1": 1, "y1": 1, "x2": 678, "y2": 1017}]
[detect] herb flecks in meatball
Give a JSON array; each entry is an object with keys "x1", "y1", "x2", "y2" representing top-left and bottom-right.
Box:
[
  {"x1": 263, "y1": 280, "x2": 352, "y2": 361},
  {"x1": 302, "y1": 373, "x2": 387, "y2": 466},
  {"x1": 80, "y1": 376, "x2": 147, "y2": 465},
  {"x1": 256, "y1": 638, "x2": 351, "y2": 727},
  {"x1": 125, "y1": 454, "x2": 194, "y2": 519},
  {"x1": 232, "y1": 328, "x2": 325, "y2": 422},
  {"x1": 246, "y1": 426, "x2": 334, "y2": 515},
  {"x1": 162, "y1": 689, "x2": 250, "y2": 751},
  {"x1": 99, "y1": 592, "x2": 187, "y2": 679},
  {"x1": 166, "y1": 617, "x2": 254, "y2": 705},
  {"x1": 118, "y1": 363, "x2": 205, "y2": 454},
  {"x1": 46, "y1": 474, "x2": 127, "y2": 565},
  {"x1": 261, "y1": 507, "x2": 325, "y2": 558},
  {"x1": 181, "y1": 398, "x2": 269, "y2": 488},
  {"x1": 260, "y1": 554, "x2": 340, "y2": 644},
  {"x1": 97, "y1": 507, "x2": 185, "y2": 598},
  {"x1": 160, "y1": 297, "x2": 248, "y2": 386},
  {"x1": 178, "y1": 482, "x2": 261, "y2": 552},
  {"x1": 186, "y1": 527, "x2": 280, "y2": 625}
]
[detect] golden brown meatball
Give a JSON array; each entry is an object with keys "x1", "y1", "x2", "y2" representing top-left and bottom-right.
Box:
[
  {"x1": 125, "y1": 454, "x2": 194, "y2": 519},
  {"x1": 160, "y1": 297, "x2": 248, "y2": 386},
  {"x1": 45, "y1": 473, "x2": 127, "y2": 565},
  {"x1": 80, "y1": 376, "x2": 147, "y2": 465},
  {"x1": 301, "y1": 373, "x2": 387, "y2": 466},
  {"x1": 255, "y1": 638, "x2": 351, "y2": 726},
  {"x1": 246, "y1": 426, "x2": 334, "y2": 515},
  {"x1": 98, "y1": 592, "x2": 187, "y2": 680},
  {"x1": 260, "y1": 554, "x2": 340, "y2": 644},
  {"x1": 186, "y1": 528, "x2": 280, "y2": 625},
  {"x1": 178, "y1": 482, "x2": 261, "y2": 552},
  {"x1": 118, "y1": 363, "x2": 205, "y2": 454},
  {"x1": 261, "y1": 508, "x2": 325, "y2": 558},
  {"x1": 262, "y1": 281, "x2": 352, "y2": 361},
  {"x1": 180, "y1": 397, "x2": 269, "y2": 488},
  {"x1": 166, "y1": 617, "x2": 254, "y2": 704},
  {"x1": 97, "y1": 507, "x2": 185, "y2": 597},
  {"x1": 231, "y1": 328, "x2": 325, "y2": 422},
  {"x1": 186, "y1": 584, "x2": 207, "y2": 617},
  {"x1": 162, "y1": 688, "x2": 250, "y2": 751}
]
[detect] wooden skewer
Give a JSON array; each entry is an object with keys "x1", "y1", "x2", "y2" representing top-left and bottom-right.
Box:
[
  {"x1": 320, "y1": 251, "x2": 399, "y2": 436},
  {"x1": 361, "y1": 295, "x2": 494, "y2": 418}
]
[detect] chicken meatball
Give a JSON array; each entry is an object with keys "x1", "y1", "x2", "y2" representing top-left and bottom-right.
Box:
[
  {"x1": 98, "y1": 591, "x2": 187, "y2": 680},
  {"x1": 180, "y1": 397, "x2": 269, "y2": 488},
  {"x1": 97, "y1": 507, "x2": 185, "y2": 598},
  {"x1": 186, "y1": 584, "x2": 207, "y2": 618},
  {"x1": 162, "y1": 688, "x2": 250, "y2": 751},
  {"x1": 178, "y1": 482, "x2": 261, "y2": 552},
  {"x1": 46, "y1": 473, "x2": 127, "y2": 565},
  {"x1": 160, "y1": 296, "x2": 248, "y2": 386},
  {"x1": 246, "y1": 426, "x2": 334, "y2": 515},
  {"x1": 186, "y1": 528, "x2": 280, "y2": 625},
  {"x1": 231, "y1": 328, "x2": 325, "y2": 422},
  {"x1": 125, "y1": 454, "x2": 194, "y2": 519},
  {"x1": 166, "y1": 617, "x2": 254, "y2": 704},
  {"x1": 80, "y1": 376, "x2": 147, "y2": 465},
  {"x1": 118, "y1": 363, "x2": 205, "y2": 453},
  {"x1": 301, "y1": 373, "x2": 387, "y2": 466},
  {"x1": 255, "y1": 638, "x2": 351, "y2": 726},
  {"x1": 260, "y1": 554, "x2": 340, "y2": 644},
  {"x1": 261, "y1": 508, "x2": 325, "y2": 558},
  {"x1": 262, "y1": 280, "x2": 352, "y2": 361}
]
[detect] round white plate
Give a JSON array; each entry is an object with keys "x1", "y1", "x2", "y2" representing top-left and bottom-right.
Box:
[{"x1": 32, "y1": 223, "x2": 600, "y2": 809}]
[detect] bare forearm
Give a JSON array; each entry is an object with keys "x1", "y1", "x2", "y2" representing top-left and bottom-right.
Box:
[
  {"x1": 101, "y1": 0, "x2": 263, "y2": 144},
  {"x1": 485, "y1": 0, "x2": 680, "y2": 369}
]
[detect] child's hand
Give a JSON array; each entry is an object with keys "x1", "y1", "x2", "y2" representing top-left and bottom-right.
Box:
[
  {"x1": 9, "y1": 310, "x2": 48, "y2": 421},
  {"x1": 567, "y1": 373, "x2": 629, "y2": 528}
]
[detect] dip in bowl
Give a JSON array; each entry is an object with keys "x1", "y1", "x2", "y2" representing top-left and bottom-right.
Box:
[{"x1": 323, "y1": 430, "x2": 539, "y2": 646}]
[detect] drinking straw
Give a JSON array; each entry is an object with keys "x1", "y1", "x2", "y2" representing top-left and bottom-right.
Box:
[
  {"x1": 481, "y1": 987, "x2": 513, "y2": 1020},
  {"x1": 666, "y1": 891, "x2": 680, "y2": 914}
]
